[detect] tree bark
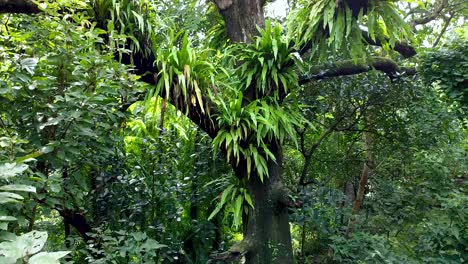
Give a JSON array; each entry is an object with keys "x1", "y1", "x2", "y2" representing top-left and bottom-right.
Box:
[
  {"x1": 299, "y1": 57, "x2": 416, "y2": 84},
  {"x1": 351, "y1": 135, "x2": 373, "y2": 215},
  {"x1": 0, "y1": 0, "x2": 40, "y2": 13},
  {"x1": 241, "y1": 142, "x2": 294, "y2": 264},
  {"x1": 212, "y1": 1, "x2": 294, "y2": 262},
  {"x1": 345, "y1": 128, "x2": 374, "y2": 238},
  {"x1": 213, "y1": 0, "x2": 265, "y2": 43}
]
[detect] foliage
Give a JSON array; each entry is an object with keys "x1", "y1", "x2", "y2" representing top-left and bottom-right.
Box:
[
  {"x1": 0, "y1": 160, "x2": 69, "y2": 264},
  {"x1": 207, "y1": 178, "x2": 253, "y2": 229},
  {"x1": 420, "y1": 37, "x2": 468, "y2": 110},
  {"x1": 237, "y1": 20, "x2": 299, "y2": 97},
  {"x1": 285, "y1": 67, "x2": 467, "y2": 262},
  {"x1": 288, "y1": 0, "x2": 413, "y2": 60},
  {"x1": 152, "y1": 33, "x2": 216, "y2": 113},
  {"x1": 214, "y1": 97, "x2": 305, "y2": 180},
  {"x1": 0, "y1": 1, "x2": 467, "y2": 264},
  {"x1": 331, "y1": 232, "x2": 413, "y2": 263},
  {"x1": 84, "y1": 230, "x2": 166, "y2": 264},
  {"x1": 0, "y1": 231, "x2": 69, "y2": 264},
  {"x1": 210, "y1": 21, "x2": 307, "y2": 180}
]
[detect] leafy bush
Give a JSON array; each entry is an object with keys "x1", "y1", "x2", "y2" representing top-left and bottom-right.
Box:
[{"x1": 331, "y1": 232, "x2": 413, "y2": 263}]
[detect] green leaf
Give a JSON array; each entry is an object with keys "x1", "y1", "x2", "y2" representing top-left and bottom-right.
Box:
[
  {"x1": 0, "y1": 192, "x2": 24, "y2": 204},
  {"x1": 0, "y1": 231, "x2": 48, "y2": 261},
  {"x1": 245, "y1": 72, "x2": 253, "y2": 89},
  {"x1": 0, "y1": 216, "x2": 17, "y2": 222},
  {"x1": 244, "y1": 191, "x2": 254, "y2": 208},
  {"x1": 0, "y1": 256, "x2": 16, "y2": 264},
  {"x1": 29, "y1": 251, "x2": 70, "y2": 264},
  {"x1": 0, "y1": 185, "x2": 36, "y2": 193},
  {"x1": 131, "y1": 11, "x2": 144, "y2": 32},
  {"x1": 258, "y1": 57, "x2": 264, "y2": 65},
  {"x1": 0, "y1": 163, "x2": 28, "y2": 179},
  {"x1": 233, "y1": 195, "x2": 243, "y2": 227},
  {"x1": 208, "y1": 185, "x2": 234, "y2": 220},
  {"x1": 208, "y1": 204, "x2": 223, "y2": 220},
  {"x1": 141, "y1": 239, "x2": 166, "y2": 250},
  {"x1": 261, "y1": 64, "x2": 268, "y2": 89},
  {"x1": 20, "y1": 58, "x2": 38, "y2": 74},
  {"x1": 272, "y1": 39, "x2": 278, "y2": 60},
  {"x1": 221, "y1": 185, "x2": 234, "y2": 206},
  {"x1": 15, "y1": 151, "x2": 43, "y2": 163},
  {"x1": 194, "y1": 82, "x2": 205, "y2": 113},
  {"x1": 39, "y1": 116, "x2": 64, "y2": 130}
]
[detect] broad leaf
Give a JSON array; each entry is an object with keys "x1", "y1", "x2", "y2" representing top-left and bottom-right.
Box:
[
  {"x1": 29, "y1": 251, "x2": 70, "y2": 264},
  {"x1": 0, "y1": 185, "x2": 36, "y2": 193}
]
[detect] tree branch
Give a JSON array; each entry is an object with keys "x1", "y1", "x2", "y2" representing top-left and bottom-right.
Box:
[
  {"x1": 296, "y1": 30, "x2": 417, "y2": 59},
  {"x1": 432, "y1": 12, "x2": 454, "y2": 48},
  {"x1": 410, "y1": 0, "x2": 449, "y2": 28},
  {"x1": 298, "y1": 112, "x2": 351, "y2": 186},
  {"x1": 210, "y1": 239, "x2": 254, "y2": 261},
  {"x1": 298, "y1": 57, "x2": 416, "y2": 85},
  {"x1": 0, "y1": 0, "x2": 40, "y2": 14},
  {"x1": 361, "y1": 32, "x2": 417, "y2": 58}
]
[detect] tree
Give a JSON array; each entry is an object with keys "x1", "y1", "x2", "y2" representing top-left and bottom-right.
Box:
[{"x1": 1, "y1": 0, "x2": 464, "y2": 263}]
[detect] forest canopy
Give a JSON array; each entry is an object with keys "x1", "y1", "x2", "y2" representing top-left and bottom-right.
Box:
[{"x1": 0, "y1": 0, "x2": 466, "y2": 263}]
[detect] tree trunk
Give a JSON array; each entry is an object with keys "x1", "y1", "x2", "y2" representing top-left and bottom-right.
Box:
[
  {"x1": 346, "y1": 130, "x2": 374, "y2": 237},
  {"x1": 240, "y1": 143, "x2": 293, "y2": 264},
  {"x1": 212, "y1": 1, "x2": 294, "y2": 262},
  {"x1": 213, "y1": 0, "x2": 265, "y2": 43}
]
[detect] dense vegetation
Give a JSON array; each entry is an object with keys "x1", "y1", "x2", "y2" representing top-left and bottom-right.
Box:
[{"x1": 0, "y1": 0, "x2": 466, "y2": 263}]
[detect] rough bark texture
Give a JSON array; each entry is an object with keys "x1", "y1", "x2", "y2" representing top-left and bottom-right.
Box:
[
  {"x1": 239, "y1": 143, "x2": 293, "y2": 264},
  {"x1": 0, "y1": 0, "x2": 40, "y2": 13},
  {"x1": 213, "y1": 0, "x2": 265, "y2": 43}
]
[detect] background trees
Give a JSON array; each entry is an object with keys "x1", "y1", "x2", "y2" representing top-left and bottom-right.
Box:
[{"x1": 0, "y1": 0, "x2": 466, "y2": 263}]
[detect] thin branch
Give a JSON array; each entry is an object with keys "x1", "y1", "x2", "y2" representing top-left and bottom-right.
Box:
[
  {"x1": 432, "y1": 12, "x2": 454, "y2": 48},
  {"x1": 298, "y1": 110, "x2": 354, "y2": 186},
  {"x1": 297, "y1": 100, "x2": 371, "y2": 188},
  {"x1": 410, "y1": 0, "x2": 449, "y2": 28}
]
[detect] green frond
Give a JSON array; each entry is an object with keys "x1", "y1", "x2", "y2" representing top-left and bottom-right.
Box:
[{"x1": 288, "y1": 0, "x2": 414, "y2": 61}]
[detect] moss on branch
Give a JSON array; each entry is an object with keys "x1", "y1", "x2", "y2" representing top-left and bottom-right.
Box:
[
  {"x1": 210, "y1": 239, "x2": 255, "y2": 262},
  {"x1": 299, "y1": 57, "x2": 416, "y2": 84}
]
